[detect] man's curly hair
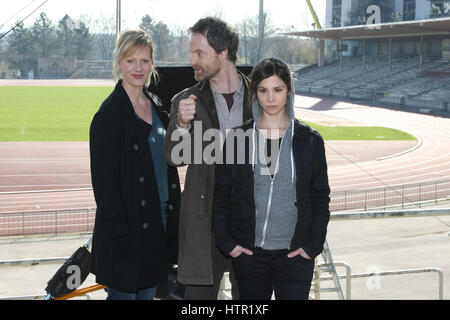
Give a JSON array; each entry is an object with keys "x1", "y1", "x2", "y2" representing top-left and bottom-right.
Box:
[{"x1": 189, "y1": 17, "x2": 239, "y2": 63}]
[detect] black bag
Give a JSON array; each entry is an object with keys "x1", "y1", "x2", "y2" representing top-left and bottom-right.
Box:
[
  {"x1": 45, "y1": 246, "x2": 91, "y2": 298},
  {"x1": 155, "y1": 264, "x2": 185, "y2": 300}
]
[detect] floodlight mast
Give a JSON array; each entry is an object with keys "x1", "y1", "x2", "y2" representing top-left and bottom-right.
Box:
[{"x1": 116, "y1": 0, "x2": 121, "y2": 40}]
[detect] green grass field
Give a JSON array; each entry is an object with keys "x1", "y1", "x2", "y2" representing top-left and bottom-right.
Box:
[
  {"x1": 0, "y1": 86, "x2": 416, "y2": 141},
  {"x1": 0, "y1": 86, "x2": 112, "y2": 141},
  {"x1": 303, "y1": 121, "x2": 416, "y2": 141}
]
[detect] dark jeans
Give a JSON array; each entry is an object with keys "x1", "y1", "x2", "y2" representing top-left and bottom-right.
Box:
[{"x1": 231, "y1": 247, "x2": 314, "y2": 300}]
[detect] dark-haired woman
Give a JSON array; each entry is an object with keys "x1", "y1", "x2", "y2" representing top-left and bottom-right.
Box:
[{"x1": 213, "y1": 58, "x2": 330, "y2": 300}]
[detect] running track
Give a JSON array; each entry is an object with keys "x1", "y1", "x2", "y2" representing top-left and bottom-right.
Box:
[
  {"x1": 296, "y1": 96, "x2": 450, "y2": 190},
  {"x1": 1, "y1": 81, "x2": 449, "y2": 216}
]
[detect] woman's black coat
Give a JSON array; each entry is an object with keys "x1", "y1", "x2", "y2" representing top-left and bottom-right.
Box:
[
  {"x1": 89, "y1": 80, "x2": 181, "y2": 292},
  {"x1": 213, "y1": 119, "x2": 330, "y2": 260}
]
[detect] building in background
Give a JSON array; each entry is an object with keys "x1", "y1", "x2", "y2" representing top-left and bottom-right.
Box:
[
  {"x1": 326, "y1": 0, "x2": 450, "y2": 28},
  {"x1": 287, "y1": 1, "x2": 450, "y2": 114},
  {"x1": 316, "y1": 0, "x2": 450, "y2": 62},
  {"x1": 324, "y1": 0, "x2": 450, "y2": 60}
]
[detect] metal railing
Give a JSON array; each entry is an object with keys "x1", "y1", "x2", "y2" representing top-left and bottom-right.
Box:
[
  {"x1": 315, "y1": 240, "x2": 345, "y2": 300},
  {"x1": 330, "y1": 180, "x2": 450, "y2": 212},
  {"x1": 0, "y1": 180, "x2": 449, "y2": 237},
  {"x1": 313, "y1": 208, "x2": 449, "y2": 300},
  {"x1": 0, "y1": 208, "x2": 95, "y2": 237},
  {"x1": 313, "y1": 261, "x2": 352, "y2": 300},
  {"x1": 317, "y1": 263, "x2": 444, "y2": 300}
]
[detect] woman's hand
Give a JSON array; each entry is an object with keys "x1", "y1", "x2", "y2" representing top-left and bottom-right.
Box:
[
  {"x1": 287, "y1": 247, "x2": 311, "y2": 259},
  {"x1": 229, "y1": 245, "x2": 253, "y2": 258}
]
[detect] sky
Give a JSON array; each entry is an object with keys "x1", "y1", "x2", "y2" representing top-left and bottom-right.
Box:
[{"x1": 0, "y1": 0, "x2": 326, "y2": 35}]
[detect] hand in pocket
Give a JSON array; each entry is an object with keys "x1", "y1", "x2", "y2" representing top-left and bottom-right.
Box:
[
  {"x1": 229, "y1": 245, "x2": 253, "y2": 258},
  {"x1": 287, "y1": 247, "x2": 311, "y2": 259}
]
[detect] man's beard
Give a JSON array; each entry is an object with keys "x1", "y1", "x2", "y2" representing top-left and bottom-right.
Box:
[{"x1": 193, "y1": 61, "x2": 221, "y2": 81}]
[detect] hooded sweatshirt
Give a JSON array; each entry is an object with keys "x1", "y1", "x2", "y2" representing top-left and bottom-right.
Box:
[{"x1": 252, "y1": 58, "x2": 298, "y2": 250}]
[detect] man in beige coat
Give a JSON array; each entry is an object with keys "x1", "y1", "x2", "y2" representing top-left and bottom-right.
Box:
[{"x1": 164, "y1": 17, "x2": 252, "y2": 299}]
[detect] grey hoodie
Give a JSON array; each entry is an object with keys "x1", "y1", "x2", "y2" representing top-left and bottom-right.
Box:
[{"x1": 251, "y1": 58, "x2": 298, "y2": 250}]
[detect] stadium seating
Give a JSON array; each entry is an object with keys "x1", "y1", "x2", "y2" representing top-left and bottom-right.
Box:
[{"x1": 294, "y1": 56, "x2": 450, "y2": 113}]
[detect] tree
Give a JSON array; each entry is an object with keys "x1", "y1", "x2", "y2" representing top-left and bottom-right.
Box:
[
  {"x1": 4, "y1": 22, "x2": 36, "y2": 76},
  {"x1": 5, "y1": 22, "x2": 33, "y2": 55},
  {"x1": 139, "y1": 15, "x2": 173, "y2": 61},
  {"x1": 151, "y1": 21, "x2": 173, "y2": 61},
  {"x1": 56, "y1": 15, "x2": 92, "y2": 60},
  {"x1": 30, "y1": 12, "x2": 57, "y2": 58},
  {"x1": 85, "y1": 14, "x2": 115, "y2": 60},
  {"x1": 267, "y1": 36, "x2": 317, "y2": 65},
  {"x1": 171, "y1": 25, "x2": 190, "y2": 62},
  {"x1": 236, "y1": 13, "x2": 277, "y2": 64},
  {"x1": 56, "y1": 14, "x2": 76, "y2": 57},
  {"x1": 72, "y1": 21, "x2": 92, "y2": 60},
  {"x1": 236, "y1": 16, "x2": 260, "y2": 64},
  {"x1": 139, "y1": 14, "x2": 155, "y2": 37},
  {"x1": 237, "y1": 17, "x2": 250, "y2": 64}
]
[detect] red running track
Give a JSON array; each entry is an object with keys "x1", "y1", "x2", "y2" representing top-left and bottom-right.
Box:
[{"x1": 1, "y1": 94, "x2": 450, "y2": 235}]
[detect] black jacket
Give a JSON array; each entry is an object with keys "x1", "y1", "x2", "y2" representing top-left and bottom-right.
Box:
[
  {"x1": 213, "y1": 119, "x2": 330, "y2": 260},
  {"x1": 89, "y1": 80, "x2": 181, "y2": 292}
]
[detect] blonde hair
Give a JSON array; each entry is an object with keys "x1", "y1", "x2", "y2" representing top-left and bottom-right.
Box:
[{"x1": 113, "y1": 29, "x2": 158, "y2": 86}]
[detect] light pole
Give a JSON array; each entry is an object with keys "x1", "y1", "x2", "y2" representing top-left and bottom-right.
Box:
[
  {"x1": 257, "y1": 0, "x2": 264, "y2": 60},
  {"x1": 116, "y1": 0, "x2": 121, "y2": 40}
]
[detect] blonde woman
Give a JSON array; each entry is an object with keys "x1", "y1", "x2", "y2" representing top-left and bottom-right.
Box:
[{"x1": 89, "y1": 30, "x2": 180, "y2": 300}]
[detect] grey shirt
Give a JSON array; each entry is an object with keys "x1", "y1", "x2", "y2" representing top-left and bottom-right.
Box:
[
  {"x1": 210, "y1": 76, "x2": 245, "y2": 144},
  {"x1": 253, "y1": 123, "x2": 298, "y2": 250}
]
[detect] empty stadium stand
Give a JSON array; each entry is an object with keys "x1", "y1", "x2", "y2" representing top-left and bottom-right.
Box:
[{"x1": 294, "y1": 56, "x2": 450, "y2": 114}]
